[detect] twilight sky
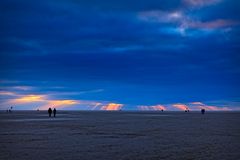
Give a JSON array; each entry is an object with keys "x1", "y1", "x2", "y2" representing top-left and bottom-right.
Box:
[{"x1": 0, "y1": 0, "x2": 240, "y2": 110}]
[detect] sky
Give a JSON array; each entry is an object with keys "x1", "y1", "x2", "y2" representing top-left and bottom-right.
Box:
[{"x1": 0, "y1": 0, "x2": 240, "y2": 111}]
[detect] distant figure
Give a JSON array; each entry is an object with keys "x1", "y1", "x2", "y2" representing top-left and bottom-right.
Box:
[
  {"x1": 8, "y1": 106, "x2": 13, "y2": 113},
  {"x1": 201, "y1": 109, "x2": 205, "y2": 114},
  {"x1": 53, "y1": 108, "x2": 56, "y2": 117},
  {"x1": 161, "y1": 109, "x2": 164, "y2": 112},
  {"x1": 48, "y1": 108, "x2": 52, "y2": 117}
]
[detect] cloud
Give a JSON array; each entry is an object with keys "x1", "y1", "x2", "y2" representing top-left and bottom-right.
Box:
[
  {"x1": 191, "y1": 102, "x2": 204, "y2": 105},
  {"x1": 39, "y1": 100, "x2": 80, "y2": 110},
  {"x1": 0, "y1": 86, "x2": 34, "y2": 93},
  {"x1": 91, "y1": 102, "x2": 103, "y2": 110},
  {"x1": 0, "y1": 91, "x2": 17, "y2": 96},
  {"x1": 11, "y1": 86, "x2": 34, "y2": 91},
  {"x1": 0, "y1": 87, "x2": 122, "y2": 110},
  {"x1": 189, "y1": 101, "x2": 233, "y2": 111},
  {"x1": 0, "y1": 0, "x2": 239, "y2": 111},
  {"x1": 138, "y1": 10, "x2": 239, "y2": 31},
  {"x1": 101, "y1": 103, "x2": 123, "y2": 111},
  {"x1": 138, "y1": 10, "x2": 183, "y2": 23},
  {"x1": 138, "y1": 106, "x2": 150, "y2": 110},
  {"x1": 46, "y1": 89, "x2": 104, "y2": 96},
  {"x1": 138, "y1": 105, "x2": 166, "y2": 111},
  {"x1": 183, "y1": 0, "x2": 222, "y2": 7},
  {"x1": 10, "y1": 95, "x2": 46, "y2": 103},
  {"x1": 1, "y1": 92, "x2": 239, "y2": 111},
  {"x1": 2, "y1": 92, "x2": 124, "y2": 111},
  {"x1": 137, "y1": 1, "x2": 239, "y2": 37},
  {"x1": 197, "y1": 105, "x2": 231, "y2": 111},
  {"x1": 188, "y1": 19, "x2": 240, "y2": 29},
  {"x1": 172, "y1": 104, "x2": 189, "y2": 110},
  {"x1": 0, "y1": 92, "x2": 95, "y2": 110},
  {"x1": 138, "y1": 102, "x2": 238, "y2": 111}
]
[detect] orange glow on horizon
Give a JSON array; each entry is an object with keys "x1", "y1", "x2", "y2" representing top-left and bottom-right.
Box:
[
  {"x1": 5, "y1": 94, "x2": 81, "y2": 110},
  {"x1": 39, "y1": 100, "x2": 80, "y2": 110},
  {"x1": 1, "y1": 91, "x2": 237, "y2": 111},
  {"x1": 173, "y1": 104, "x2": 188, "y2": 110},
  {"x1": 101, "y1": 103, "x2": 123, "y2": 111},
  {"x1": 152, "y1": 105, "x2": 166, "y2": 110},
  {"x1": 12, "y1": 95, "x2": 46, "y2": 103}
]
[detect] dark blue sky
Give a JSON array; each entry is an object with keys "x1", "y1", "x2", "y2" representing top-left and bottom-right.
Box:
[{"x1": 0, "y1": 0, "x2": 240, "y2": 110}]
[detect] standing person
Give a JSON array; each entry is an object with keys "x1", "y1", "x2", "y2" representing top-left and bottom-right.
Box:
[
  {"x1": 53, "y1": 108, "x2": 56, "y2": 117},
  {"x1": 48, "y1": 108, "x2": 52, "y2": 117},
  {"x1": 201, "y1": 109, "x2": 205, "y2": 114}
]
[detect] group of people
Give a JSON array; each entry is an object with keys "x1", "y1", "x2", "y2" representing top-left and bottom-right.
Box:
[
  {"x1": 48, "y1": 108, "x2": 57, "y2": 117},
  {"x1": 183, "y1": 109, "x2": 205, "y2": 114},
  {"x1": 6, "y1": 106, "x2": 13, "y2": 113}
]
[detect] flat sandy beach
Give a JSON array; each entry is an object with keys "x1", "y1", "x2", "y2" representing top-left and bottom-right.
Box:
[{"x1": 0, "y1": 111, "x2": 240, "y2": 160}]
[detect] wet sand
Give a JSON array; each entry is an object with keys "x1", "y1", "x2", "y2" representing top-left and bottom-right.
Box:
[{"x1": 0, "y1": 111, "x2": 240, "y2": 160}]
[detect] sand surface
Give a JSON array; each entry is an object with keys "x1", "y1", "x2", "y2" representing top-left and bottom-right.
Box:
[{"x1": 0, "y1": 111, "x2": 240, "y2": 160}]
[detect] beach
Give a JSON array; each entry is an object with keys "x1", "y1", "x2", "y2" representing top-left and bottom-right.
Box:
[{"x1": 0, "y1": 111, "x2": 240, "y2": 160}]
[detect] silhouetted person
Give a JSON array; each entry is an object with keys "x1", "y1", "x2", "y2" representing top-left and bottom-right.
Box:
[
  {"x1": 48, "y1": 108, "x2": 52, "y2": 117},
  {"x1": 8, "y1": 106, "x2": 13, "y2": 113},
  {"x1": 161, "y1": 109, "x2": 164, "y2": 112},
  {"x1": 53, "y1": 108, "x2": 56, "y2": 117},
  {"x1": 201, "y1": 109, "x2": 205, "y2": 114}
]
